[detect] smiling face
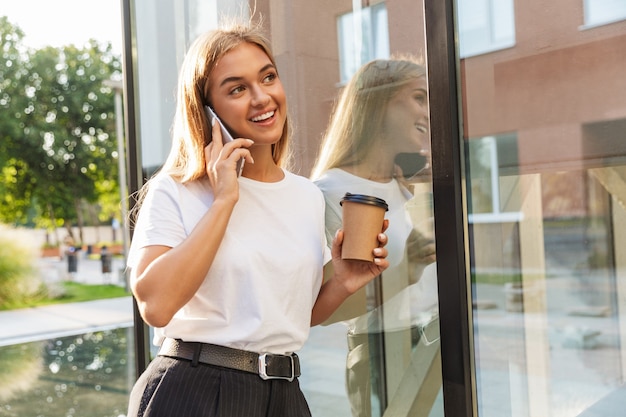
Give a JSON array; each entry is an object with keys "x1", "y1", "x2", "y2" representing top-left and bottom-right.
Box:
[
  {"x1": 381, "y1": 77, "x2": 430, "y2": 157},
  {"x1": 208, "y1": 42, "x2": 287, "y2": 147}
]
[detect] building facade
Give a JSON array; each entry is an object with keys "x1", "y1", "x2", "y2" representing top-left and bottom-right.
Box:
[{"x1": 121, "y1": 1, "x2": 626, "y2": 416}]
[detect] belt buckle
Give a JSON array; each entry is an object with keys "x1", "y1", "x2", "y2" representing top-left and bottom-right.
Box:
[{"x1": 258, "y1": 353, "x2": 294, "y2": 382}]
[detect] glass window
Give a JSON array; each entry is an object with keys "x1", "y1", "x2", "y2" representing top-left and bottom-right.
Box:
[
  {"x1": 337, "y1": 2, "x2": 390, "y2": 83},
  {"x1": 458, "y1": 0, "x2": 515, "y2": 57},
  {"x1": 458, "y1": 0, "x2": 626, "y2": 415},
  {"x1": 466, "y1": 134, "x2": 523, "y2": 222},
  {"x1": 125, "y1": 1, "x2": 442, "y2": 417},
  {"x1": 584, "y1": 0, "x2": 626, "y2": 27},
  {"x1": 0, "y1": 3, "x2": 134, "y2": 416}
]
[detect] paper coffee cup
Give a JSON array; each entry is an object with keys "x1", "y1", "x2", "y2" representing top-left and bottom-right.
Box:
[{"x1": 340, "y1": 193, "x2": 388, "y2": 262}]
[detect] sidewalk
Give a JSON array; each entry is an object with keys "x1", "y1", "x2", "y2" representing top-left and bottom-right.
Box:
[
  {"x1": 0, "y1": 297, "x2": 134, "y2": 347},
  {"x1": 0, "y1": 255, "x2": 134, "y2": 347}
]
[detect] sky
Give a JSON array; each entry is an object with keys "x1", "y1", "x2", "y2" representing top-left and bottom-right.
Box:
[{"x1": 1, "y1": 0, "x2": 123, "y2": 54}]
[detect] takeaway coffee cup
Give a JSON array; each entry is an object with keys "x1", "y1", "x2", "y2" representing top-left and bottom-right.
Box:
[{"x1": 340, "y1": 193, "x2": 389, "y2": 262}]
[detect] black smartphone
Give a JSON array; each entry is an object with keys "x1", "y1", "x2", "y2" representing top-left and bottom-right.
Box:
[
  {"x1": 394, "y1": 152, "x2": 428, "y2": 179},
  {"x1": 205, "y1": 106, "x2": 244, "y2": 176}
]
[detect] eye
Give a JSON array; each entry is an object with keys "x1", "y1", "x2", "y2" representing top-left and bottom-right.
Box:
[
  {"x1": 229, "y1": 85, "x2": 246, "y2": 95},
  {"x1": 262, "y1": 72, "x2": 278, "y2": 84},
  {"x1": 414, "y1": 92, "x2": 427, "y2": 105}
]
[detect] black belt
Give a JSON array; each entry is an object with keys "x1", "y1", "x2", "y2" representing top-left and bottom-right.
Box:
[{"x1": 158, "y1": 338, "x2": 301, "y2": 382}]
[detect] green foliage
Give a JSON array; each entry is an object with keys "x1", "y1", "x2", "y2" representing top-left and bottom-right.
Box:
[
  {"x1": 51, "y1": 281, "x2": 128, "y2": 302},
  {"x1": 0, "y1": 225, "x2": 46, "y2": 308},
  {"x1": 0, "y1": 343, "x2": 43, "y2": 403},
  {"x1": 471, "y1": 271, "x2": 522, "y2": 285},
  {"x1": 0, "y1": 16, "x2": 123, "y2": 230}
]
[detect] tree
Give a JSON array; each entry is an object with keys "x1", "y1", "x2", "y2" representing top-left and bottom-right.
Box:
[
  {"x1": 0, "y1": 16, "x2": 123, "y2": 242},
  {"x1": 0, "y1": 17, "x2": 33, "y2": 223}
]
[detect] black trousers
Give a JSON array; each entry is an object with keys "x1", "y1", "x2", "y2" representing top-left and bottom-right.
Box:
[{"x1": 127, "y1": 356, "x2": 312, "y2": 417}]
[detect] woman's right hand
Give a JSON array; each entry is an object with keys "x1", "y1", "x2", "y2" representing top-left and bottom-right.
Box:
[{"x1": 204, "y1": 119, "x2": 254, "y2": 201}]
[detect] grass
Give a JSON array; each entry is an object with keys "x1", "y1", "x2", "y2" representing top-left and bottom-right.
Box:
[
  {"x1": 0, "y1": 281, "x2": 130, "y2": 311},
  {"x1": 472, "y1": 272, "x2": 521, "y2": 285}
]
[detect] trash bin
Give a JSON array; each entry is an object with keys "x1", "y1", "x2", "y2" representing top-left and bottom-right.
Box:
[
  {"x1": 101, "y1": 253, "x2": 112, "y2": 273},
  {"x1": 101, "y1": 247, "x2": 112, "y2": 274},
  {"x1": 67, "y1": 247, "x2": 78, "y2": 273}
]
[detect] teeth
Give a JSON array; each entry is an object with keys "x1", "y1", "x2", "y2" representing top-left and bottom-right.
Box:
[
  {"x1": 415, "y1": 124, "x2": 427, "y2": 133},
  {"x1": 251, "y1": 111, "x2": 274, "y2": 122}
]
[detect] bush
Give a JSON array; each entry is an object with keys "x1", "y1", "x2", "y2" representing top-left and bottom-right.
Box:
[{"x1": 0, "y1": 225, "x2": 47, "y2": 308}]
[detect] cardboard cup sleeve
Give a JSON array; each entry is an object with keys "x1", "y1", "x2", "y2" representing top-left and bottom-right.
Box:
[{"x1": 340, "y1": 193, "x2": 388, "y2": 262}]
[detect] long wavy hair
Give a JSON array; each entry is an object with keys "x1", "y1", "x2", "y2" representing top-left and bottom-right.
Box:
[
  {"x1": 163, "y1": 22, "x2": 291, "y2": 183},
  {"x1": 310, "y1": 56, "x2": 426, "y2": 180},
  {"x1": 130, "y1": 21, "x2": 291, "y2": 222}
]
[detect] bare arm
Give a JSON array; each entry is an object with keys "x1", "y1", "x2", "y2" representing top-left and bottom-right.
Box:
[
  {"x1": 130, "y1": 198, "x2": 236, "y2": 328},
  {"x1": 130, "y1": 122, "x2": 253, "y2": 328}
]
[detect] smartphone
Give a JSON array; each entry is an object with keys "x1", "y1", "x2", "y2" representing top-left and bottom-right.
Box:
[
  {"x1": 394, "y1": 152, "x2": 428, "y2": 180},
  {"x1": 205, "y1": 106, "x2": 244, "y2": 176}
]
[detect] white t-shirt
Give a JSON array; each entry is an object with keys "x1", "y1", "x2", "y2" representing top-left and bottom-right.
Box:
[{"x1": 128, "y1": 169, "x2": 331, "y2": 354}]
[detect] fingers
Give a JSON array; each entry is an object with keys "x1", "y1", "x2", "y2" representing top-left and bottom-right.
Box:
[
  {"x1": 206, "y1": 121, "x2": 254, "y2": 175},
  {"x1": 377, "y1": 230, "x2": 388, "y2": 247},
  {"x1": 330, "y1": 229, "x2": 344, "y2": 260},
  {"x1": 373, "y1": 245, "x2": 388, "y2": 266},
  {"x1": 373, "y1": 230, "x2": 388, "y2": 266},
  {"x1": 205, "y1": 119, "x2": 223, "y2": 173}
]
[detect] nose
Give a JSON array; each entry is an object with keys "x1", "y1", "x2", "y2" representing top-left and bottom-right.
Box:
[{"x1": 250, "y1": 85, "x2": 271, "y2": 107}]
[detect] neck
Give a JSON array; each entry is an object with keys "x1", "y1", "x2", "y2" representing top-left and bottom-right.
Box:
[
  {"x1": 242, "y1": 147, "x2": 284, "y2": 182},
  {"x1": 342, "y1": 156, "x2": 396, "y2": 183}
]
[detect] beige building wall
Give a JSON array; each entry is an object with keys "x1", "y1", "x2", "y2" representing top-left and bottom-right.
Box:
[
  {"x1": 255, "y1": 0, "x2": 624, "y2": 231},
  {"x1": 256, "y1": 0, "x2": 428, "y2": 176}
]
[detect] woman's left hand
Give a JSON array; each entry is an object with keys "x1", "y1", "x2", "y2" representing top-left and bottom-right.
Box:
[{"x1": 330, "y1": 219, "x2": 390, "y2": 295}]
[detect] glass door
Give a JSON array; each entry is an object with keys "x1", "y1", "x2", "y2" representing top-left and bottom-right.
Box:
[
  {"x1": 124, "y1": 1, "x2": 444, "y2": 416},
  {"x1": 452, "y1": 0, "x2": 626, "y2": 415}
]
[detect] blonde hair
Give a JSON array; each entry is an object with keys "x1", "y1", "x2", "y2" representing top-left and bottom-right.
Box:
[
  {"x1": 130, "y1": 21, "x2": 291, "y2": 223},
  {"x1": 162, "y1": 21, "x2": 291, "y2": 183},
  {"x1": 311, "y1": 56, "x2": 426, "y2": 180}
]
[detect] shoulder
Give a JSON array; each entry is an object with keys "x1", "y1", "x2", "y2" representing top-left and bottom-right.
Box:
[
  {"x1": 144, "y1": 172, "x2": 179, "y2": 194},
  {"x1": 140, "y1": 174, "x2": 212, "y2": 213},
  {"x1": 285, "y1": 170, "x2": 322, "y2": 192},
  {"x1": 283, "y1": 170, "x2": 326, "y2": 204},
  {"x1": 147, "y1": 173, "x2": 210, "y2": 196},
  {"x1": 313, "y1": 168, "x2": 355, "y2": 189}
]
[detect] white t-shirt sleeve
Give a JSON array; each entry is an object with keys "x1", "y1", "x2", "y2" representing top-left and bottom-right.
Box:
[{"x1": 127, "y1": 175, "x2": 187, "y2": 268}]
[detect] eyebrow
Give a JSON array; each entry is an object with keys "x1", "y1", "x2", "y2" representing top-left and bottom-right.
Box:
[{"x1": 219, "y1": 63, "x2": 276, "y2": 88}]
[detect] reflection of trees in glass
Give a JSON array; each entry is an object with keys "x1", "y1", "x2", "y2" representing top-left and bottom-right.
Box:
[
  {"x1": 0, "y1": 16, "x2": 122, "y2": 243},
  {"x1": 1, "y1": 328, "x2": 133, "y2": 417},
  {"x1": 0, "y1": 343, "x2": 44, "y2": 403}
]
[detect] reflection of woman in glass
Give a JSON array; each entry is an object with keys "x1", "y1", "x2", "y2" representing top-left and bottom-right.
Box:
[{"x1": 311, "y1": 57, "x2": 440, "y2": 417}]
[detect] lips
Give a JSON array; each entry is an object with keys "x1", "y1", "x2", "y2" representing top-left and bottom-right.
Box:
[
  {"x1": 250, "y1": 110, "x2": 275, "y2": 122},
  {"x1": 415, "y1": 123, "x2": 428, "y2": 133}
]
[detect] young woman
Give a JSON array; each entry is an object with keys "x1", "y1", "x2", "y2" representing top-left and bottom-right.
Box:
[
  {"x1": 311, "y1": 57, "x2": 440, "y2": 417},
  {"x1": 126, "y1": 22, "x2": 389, "y2": 417}
]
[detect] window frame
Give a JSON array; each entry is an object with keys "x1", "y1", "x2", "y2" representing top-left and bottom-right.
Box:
[
  {"x1": 337, "y1": 2, "x2": 390, "y2": 83},
  {"x1": 457, "y1": 0, "x2": 516, "y2": 58},
  {"x1": 582, "y1": 0, "x2": 626, "y2": 28}
]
